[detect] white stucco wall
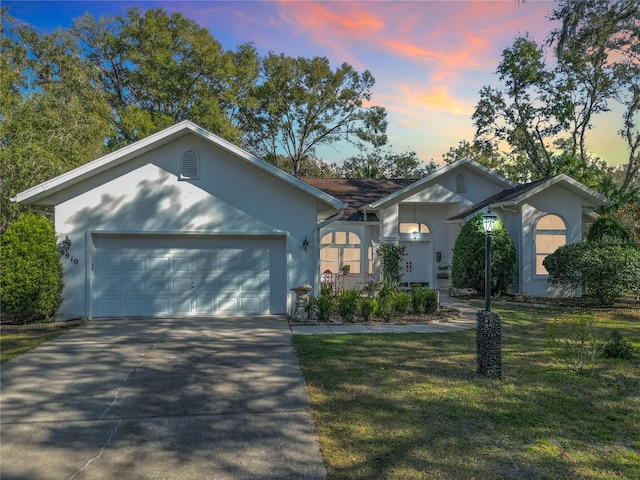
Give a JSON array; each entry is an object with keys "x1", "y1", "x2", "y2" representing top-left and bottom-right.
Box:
[
  {"x1": 520, "y1": 185, "x2": 585, "y2": 297},
  {"x1": 42, "y1": 134, "x2": 321, "y2": 319}
]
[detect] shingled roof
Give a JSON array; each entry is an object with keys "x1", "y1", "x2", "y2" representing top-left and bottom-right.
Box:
[{"x1": 302, "y1": 178, "x2": 416, "y2": 220}]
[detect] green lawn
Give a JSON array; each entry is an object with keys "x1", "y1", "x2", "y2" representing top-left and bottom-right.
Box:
[
  {"x1": 294, "y1": 306, "x2": 640, "y2": 480},
  {"x1": 0, "y1": 326, "x2": 77, "y2": 363}
]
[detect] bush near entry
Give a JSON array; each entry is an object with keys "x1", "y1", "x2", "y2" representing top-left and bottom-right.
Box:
[
  {"x1": 451, "y1": 213, "x2": 517, "y2": 296},
  {"x1": 0, "y1": 213, "x2": 64, "y2": 323}
]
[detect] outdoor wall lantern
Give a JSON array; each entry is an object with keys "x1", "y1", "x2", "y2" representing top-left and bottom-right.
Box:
[
  {"x1": 482, "y1": 208, "x2": 498, "y2": 311},
  {"x1": 412, "y1": 230, "x2": 418, "y2": 240},
  {"x1": 58, "y1": 235, "x2": 72, "y2": 254},
  {"x1": 302, "y1": 236, "x2": 309, "y2": 252}
]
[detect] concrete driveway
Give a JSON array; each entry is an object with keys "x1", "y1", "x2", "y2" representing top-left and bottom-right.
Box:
[{"x1": 0, "y1": 317, "x2": 327, "y2": 480}]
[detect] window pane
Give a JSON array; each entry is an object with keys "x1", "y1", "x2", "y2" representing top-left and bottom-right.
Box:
[
  {"x1": 536, "y1": 254, "x2": 549, "y2": 275},
  {"x1": 321, "y1": 247, "x2": 339, "y2": 261},
  {"x1": 320, "y1": 247, "x2": 339, "y2": 275},
  {"x1": 420, "y1": 224, "x2": 431, "y2": 234},
  {"x1": 343, "y1": 248, "x2": 361, "y2": 273},
  {"x1": 538, "y1": 214, "x2": 565, "y2": 230},
  {"x1": 536, "y1": 234, "x2": 566, "y2": 254},
  {"x1": 400, "y1": 222, "x2": 418, "y2": 234},
  {"x1": 348, "y1": 233, "x2": 361, "y2": 245},
  {"x1": 320, "y1": 233, "x2": 333, "y2": 245},
  {"x1": 335, "y1": 231, "x2": 347, "y2": 244}
]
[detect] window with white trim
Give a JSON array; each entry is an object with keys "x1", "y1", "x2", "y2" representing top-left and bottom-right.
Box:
[
  {"x1": 535, "y1": 214, "x2": 567, "y2": 275},
  {"x1": 320, "y1": 230, "x2": 362, "y2": 274},
  {"x1": 180, "y1": 149, "x2": 199, "y2": 179},
  {"x1": 399, "y1": 222, "x2": 431, "y2": 235}
]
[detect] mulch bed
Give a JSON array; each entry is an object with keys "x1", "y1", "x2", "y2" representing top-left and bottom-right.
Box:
[{"x1": 289, "y1": 306, "x2": 462, "y2": 326}]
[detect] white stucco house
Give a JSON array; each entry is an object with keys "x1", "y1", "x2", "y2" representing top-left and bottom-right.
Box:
[{"x1": 14, "y1": 121, "x2": 609, "y2": 320}]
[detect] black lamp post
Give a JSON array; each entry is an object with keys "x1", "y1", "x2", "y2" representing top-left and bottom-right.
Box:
[{"x1": 482, "y1": 208, "x2": 497, "y2": 311}]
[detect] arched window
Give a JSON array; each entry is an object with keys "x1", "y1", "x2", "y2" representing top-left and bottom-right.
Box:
[
  {"x1": 456, "y1": 174, "x2": 467, "y2": 193},
  {"x1": 535, "y1": 214, "x2": 567, "y2": 275},
  {"x1": 320, "y1": 230, "x2": 362, "y2": 274},
  {"x1": 399, "y1": 222, "x2": 431, "y2": 237}
]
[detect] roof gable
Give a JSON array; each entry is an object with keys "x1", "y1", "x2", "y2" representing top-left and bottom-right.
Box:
[
  {"x1": 368, "y1": 158, "x2": 516, "y2": 209},
  {"x1": 448, "y1": 174, "x2": 609, "y2": 221},
  {"x1": 14, "y1": 121, "x2": 346, "y2": 211}
]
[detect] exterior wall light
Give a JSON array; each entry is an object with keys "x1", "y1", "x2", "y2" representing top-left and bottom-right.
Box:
[
  {"x1": 58, "y1": 235, "x2": 72, "y2": 254},
  {"x1": 482, "y1": 208, "x2": 498, "y2": 311},
  {"x1": 302, "y1": 237, "x2": 309, "y2": 252},
  {"x1": 412, "y1": 230, "x2": 418, "y2": 240}
]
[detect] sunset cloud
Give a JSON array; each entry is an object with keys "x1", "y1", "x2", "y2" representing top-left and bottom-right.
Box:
[{"x1": 6, "y1": 0, "x2": 624, "y2": 166}]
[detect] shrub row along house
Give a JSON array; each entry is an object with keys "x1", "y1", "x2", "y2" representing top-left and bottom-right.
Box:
[{"x1": 14, "y1": 121, "x2": 609, "y2": 320}]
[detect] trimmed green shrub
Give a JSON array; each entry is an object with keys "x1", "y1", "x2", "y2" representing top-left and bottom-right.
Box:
[
  {"x1": 545, "y1": 243, "x2": 640, "y2": 305},
  {"x1": 394, "y1": 292, "x2": 411, "y2": 316},
  {"x1": 359, "y1": 298, "x2": 379, "y2": 322},
  {"x1": 0, "y1": 213, "x2": 64, "y2": 323},
  {"x1": 451, "y1": 213, "x2": 517, "y2": 295},
  {"x1": 378, "y1": 293, "x2": 397, "y2": 322},
  {"x1": 411, "y1": 284, "x2": 438, "y2": 314},
  {"x1": 317, "y1": 292, "x2": 335, "y2": 322},
  {"x1": 338, "y1": 289, "x2": 360, "y2": 322},
  {"x1": 603, "y1": 330, "x2": 634, "y2": 359},
  {"x1": 586, "y1": 216, "x2": 633, "y2": 246},
  {"x1": 543, "y1": 243, "x2": 586, "y2": 291}
]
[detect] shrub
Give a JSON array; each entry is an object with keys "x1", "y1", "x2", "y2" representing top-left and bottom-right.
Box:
[
  {"x1": 394, "y1": 292, "x2": 411, "y2": 316},
  {"x1": 0, "y1": 213, "x2": 64, "y2": 323},
  {"x1": 544, "y1": 243, "x2": 640, "y2": 305},
  {"x1": 411, "y1": 284, "x2": 438, "y2": 314},
  {"x1": 379, "y1": 279, "x2": 400, "y2": 299},
  {"x1": 451, "y1": 213, "x2": 517, "y2": 295},
  {"x1": 603, "y1": 330, "x2": 634, "y2": 359},
  {"x1": 547, "y1": 315, "x2": 604, "y2": 373},
  {"x1": 586, "y1": 216, "x2": 633, "y2": 246},
  {"x1": 543, "y1": 243, "x2": 586, "y2": 291},
  {"x1": 378, "y1": 293, "x2": 397, "y2": 322},
  {"x1": 338, "y1": 289, "x2": 360, "y2": 322},
  {"x1": 317, "y1": 292, "x2": 335, "y2": 322},
  {"x1": 359, "y1": 298, "x2": 379, "y2": 322},
  {"x1": 376, "y1": 243, "x2": 406, "y2": 284}
]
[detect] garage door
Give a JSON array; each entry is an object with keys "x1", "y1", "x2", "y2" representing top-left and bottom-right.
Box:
[{"x1": 93, "y1": 235, "x2": 285, "y2": 317}]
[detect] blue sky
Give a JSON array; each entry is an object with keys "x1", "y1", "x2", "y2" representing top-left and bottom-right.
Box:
[{"x1": 4, "y1": 1, "x2": 628, "y2": 166}]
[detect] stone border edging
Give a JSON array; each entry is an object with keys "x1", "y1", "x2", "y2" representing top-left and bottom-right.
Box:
[{"x1": 0, "y1": 318, "x2": 89, "y2": 331}]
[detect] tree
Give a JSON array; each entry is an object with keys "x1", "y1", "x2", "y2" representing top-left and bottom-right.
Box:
[
  {"x1": 341, "y1": 147, "x2": 436, "y2": 179},
  {"x1": 1, "y1": 10, "x2": 113, "y2": 230},
  {"x1": 0, "y1": 213, "x2": 63, "y2": 323},
  {"x1": 244, "y1": 53, "x2": 388, "y2": 176},
  {"x1": 71, "y1": 7, "x2": 252, "y2": 147},
  {"x1": 549, "y1": 0, "x2": 640, "y2": 192},
  {"x1": 451, "y1": 213, "x2": 517, "y2": 296}
]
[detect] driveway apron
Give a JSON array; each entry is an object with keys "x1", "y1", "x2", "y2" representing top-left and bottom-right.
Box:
[{"x1": 0, "y1": 317, "x2": 327, "y2": 480}]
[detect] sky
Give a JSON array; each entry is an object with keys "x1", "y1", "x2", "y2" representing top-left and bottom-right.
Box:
[{"x1": 4, "y1": 0, "x2": 629, "y2": 167}]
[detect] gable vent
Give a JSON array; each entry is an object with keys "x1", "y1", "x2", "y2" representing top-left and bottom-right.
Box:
[{"x1": 180, "y1": 149, "x2": 199, "y2": 180}]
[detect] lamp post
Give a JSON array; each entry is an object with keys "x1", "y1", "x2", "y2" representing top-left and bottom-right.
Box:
[{"x1": 482, "y1": 208, "x2": 497, "y2": 311}]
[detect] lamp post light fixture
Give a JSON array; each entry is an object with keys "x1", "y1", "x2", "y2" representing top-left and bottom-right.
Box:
[{"x1": 482, "y1": 208, "x2": 497, "y2": 311}]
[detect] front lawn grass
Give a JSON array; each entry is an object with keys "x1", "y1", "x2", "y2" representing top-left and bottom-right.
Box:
[
  {"x1": 294, "y1": 306, "x2": 640, "y2": 480},
  {"x1": 0, "y1": 326, "x2": 76, "y2": 363}
]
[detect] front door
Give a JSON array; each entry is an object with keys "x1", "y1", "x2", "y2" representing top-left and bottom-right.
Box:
[{"x1": 400, "y1": 241, "x2": 433, "y2": 287}]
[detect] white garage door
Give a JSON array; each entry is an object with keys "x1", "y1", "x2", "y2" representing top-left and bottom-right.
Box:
[{"x1": 93, "y1": 235, "x2": 285, "y2": 317}]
